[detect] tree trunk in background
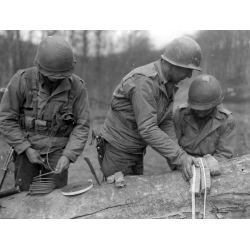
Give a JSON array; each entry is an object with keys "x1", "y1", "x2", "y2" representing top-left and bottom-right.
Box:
[
  {"x1": 6, "y1": 31, "x2": 14, "y2": 79},
  {"x1": 1, "y1": 154, "x2": 250, "y2": 219},
  {"x1": 94, "y1": 30, "x2": 102, "y2": 108},
  {"x1": 81, "y1": 30, "x2": 89, "y2": 80},
  {"x1": 14, "y1": 30, "x2": 21, "y2": 73}
]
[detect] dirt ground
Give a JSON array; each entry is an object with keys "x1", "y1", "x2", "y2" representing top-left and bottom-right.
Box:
[{"x1": 0, "y1": 98, "x2": 250, "y2": 192}]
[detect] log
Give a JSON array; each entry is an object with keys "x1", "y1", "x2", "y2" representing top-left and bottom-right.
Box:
[{"x1": 1, "y1": 154, "x2": 250, "y2": 219}]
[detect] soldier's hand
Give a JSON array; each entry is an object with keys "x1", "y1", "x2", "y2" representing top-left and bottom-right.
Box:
[
  {"x1": 54, "y1": 155, "x2": 70, "y2": 174},
  {"x1": 25, "y1": 147, "x2": 44, "y2": 165},
  {"x1": 181, "y1": 155, "x2": 200, "y2": 182}
]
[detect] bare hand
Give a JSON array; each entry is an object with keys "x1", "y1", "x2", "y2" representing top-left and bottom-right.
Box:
[
  {"x1": 181, "y1": 155, "x2": 200, "y2": 182},
  {"x1": 25, "y1": 147, "x2": 44, "y2": 165},
  {"x1": 54, "y1": 155, "x2": 70, "y2": 174}
]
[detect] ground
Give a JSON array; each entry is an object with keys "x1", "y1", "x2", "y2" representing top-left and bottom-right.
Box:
[{"x1": 0, "y1": 90, "x2": 250, "y2": 191}]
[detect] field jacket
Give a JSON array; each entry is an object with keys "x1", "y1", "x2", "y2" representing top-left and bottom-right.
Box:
[
  {"x1": 101, "y1": 60, "x2": 188, "y2": 166},
  {"x1": 0, "y1": 67, "x2": 90, "y2": 162},
  {"x1": 173, "y1": 104, "x2": 236, "y2": 162}
]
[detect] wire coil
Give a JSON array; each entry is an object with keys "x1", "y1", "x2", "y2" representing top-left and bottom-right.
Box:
[
  {"x1": 28, "y1": 158, "x2": 56, "y2": 195},
  {"x1": 29, "y1": 175, "x2": 55, "y2": 195}
]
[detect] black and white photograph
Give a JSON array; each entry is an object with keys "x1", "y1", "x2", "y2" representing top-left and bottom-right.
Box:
[{"x1": 0, "y1": 1, "x2": 249, "y2": 249}]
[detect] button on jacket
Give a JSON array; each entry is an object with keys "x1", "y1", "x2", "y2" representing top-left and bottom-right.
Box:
[
  {"x1": 102, "y1": 60, "x2": 188, "y2": 166},
  {"x1": 173, "y1": 104, "x2": 236, "y2": 161}
]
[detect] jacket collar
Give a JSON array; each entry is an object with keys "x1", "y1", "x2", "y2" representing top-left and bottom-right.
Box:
[
  {"x1": 184, "y1": 106, "x2": 224, "y2": 120},
  {"x1": 154, "y1": 60, "x2": 168, "y2": 85},
  {"x1": 154, "y1": 60, "x2": 179, "y2": 99},
  {"x1": 183, "y1": 105, "x2": 224, "y2": 148}
]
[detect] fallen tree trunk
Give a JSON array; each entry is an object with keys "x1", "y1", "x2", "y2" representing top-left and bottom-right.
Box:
[{"x1": 1, "y1": 154, "x2": 250, "y2": 219}]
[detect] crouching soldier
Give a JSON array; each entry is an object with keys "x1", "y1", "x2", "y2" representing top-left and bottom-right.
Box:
[
  {"x1": 173, "y1": 74, "x2": 236, "y2": 167},
  {"x1": 0, "y1": 36, "x2": 90, "y2": 191}
]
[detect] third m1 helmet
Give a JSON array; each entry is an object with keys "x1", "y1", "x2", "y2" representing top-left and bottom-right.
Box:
[
  {"x1": 34, "y1": 36, "x2": 76, "y2": 79},
  {"x1": 161, "y1": 36, "x2": 202, "y2": 71},
  {"x1": 187, "y1": 74, "x2": 224, "y2": 110}
]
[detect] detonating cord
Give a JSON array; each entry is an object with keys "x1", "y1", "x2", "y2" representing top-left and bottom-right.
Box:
[
  {"x1": 200, "y1": 158, "x2": 207, "y2": 219},
  {"x1": 191, "y1": 164, "x2": 196, "y2": 219},
  {"x1": 29, "y1": 128, "x2": 64, "y2": 195}
]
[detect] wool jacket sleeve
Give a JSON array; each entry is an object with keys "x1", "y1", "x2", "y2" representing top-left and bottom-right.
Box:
[
  {"x1": 159, "y1": 109, "x2": 178, "y2": 144},
  {"x1": 173, "y1": 107, "x2": 183, "y2": 142},
  {"x1": 130, "y1": 75, "x2": 187, "y2": 166},
  {"x1": 213, "y1": 115, "x2": 236, "y2": 162},
  {"x1": 0, "y1": 72, "x2": 32, "y2": 154},
  {"x1": 62, "y1": 86, "x2": 90, "y2": 162}
]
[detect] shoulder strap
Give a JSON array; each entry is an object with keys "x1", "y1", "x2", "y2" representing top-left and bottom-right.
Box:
[
  {"x1": 68, "y1": 75, "x2": 85, "y2": 113},
  {"x1": 68, "y1": 89, "x2": 74, "y2": 113},
  {"x1": 25, "y1": 67, "x2": 38, "y2": 118}
]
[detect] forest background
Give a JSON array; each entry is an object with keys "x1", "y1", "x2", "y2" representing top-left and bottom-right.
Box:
[{"x1": 1, "y1": 30, "x2": 250, "y2": 190}]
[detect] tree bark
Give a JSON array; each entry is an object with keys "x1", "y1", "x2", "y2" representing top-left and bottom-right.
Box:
[{"x1": 1, "y1": 154, "x2": 250, "y2": 219}]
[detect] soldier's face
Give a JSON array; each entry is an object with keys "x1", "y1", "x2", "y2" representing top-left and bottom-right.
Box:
[
  {"x1": 193, "y1": 108, "x2": 214, "y2": 119},
  {"x1": 171, "y1": 66, "x2": 193, "y2": 83}
]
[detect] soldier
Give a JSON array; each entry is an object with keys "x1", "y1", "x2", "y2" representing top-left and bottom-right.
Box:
[
  {"x1": 173, "y1": 74, "x2": 236, "y2": 164},
  {"x1": 99, "y1": 36, "x2": 203, "y2": 182},
  {"x1": 0, "y1": 36, "x2": 90, "y2": 191}
]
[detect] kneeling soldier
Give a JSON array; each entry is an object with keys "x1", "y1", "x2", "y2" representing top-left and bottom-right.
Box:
[{"x1": 173, "y1": 74, "x2": 236, "y2": 166}]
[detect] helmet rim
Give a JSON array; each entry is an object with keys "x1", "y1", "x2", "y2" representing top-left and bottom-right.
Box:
[
  {"x1": 161, "y1": 54, "x2": 202, "y2": 71},
  {"x1": 188, "y1": 94, "x2": 224, "y2": 110}
]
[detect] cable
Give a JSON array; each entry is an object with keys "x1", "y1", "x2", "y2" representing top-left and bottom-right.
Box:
[
  {"x1": 191, "y1": 164, "x2": 196, "y2": 219},
  {"x1": 199, "y1": 158, "x2": 207, "y2": 219},
  {"x1": 29, "y1": 127, "x2": 64, "y2": 195}
]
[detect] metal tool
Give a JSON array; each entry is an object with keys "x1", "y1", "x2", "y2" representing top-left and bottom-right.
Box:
[
  {"x1": 84, "y1": 157, "x2": 101, "y2": 186},
  {"x1": 0, "y1": 147, "x2": 14, "y2": 190},
  {"x1": 0, "y1": 186, "x2": 20, "y2": 198}
]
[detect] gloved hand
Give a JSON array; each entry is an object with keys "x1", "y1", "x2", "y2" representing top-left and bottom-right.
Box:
[
  {"x1": 54, "y1": 155, "x2": 70, "y2": 174},
  {"x1": 203, "y1": 154, "x2": 221, "y2": 176},
  {"x1": 181, "y1": 155, "x2": 200, "y2": 182},
  {"x1": 25, "y1": 147, "x2": 44, "y2": 165}
]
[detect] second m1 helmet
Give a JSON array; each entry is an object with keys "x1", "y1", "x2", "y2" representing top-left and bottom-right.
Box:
[{"x1": 161, "y1": 36, "x2": 202, "y2": 71}]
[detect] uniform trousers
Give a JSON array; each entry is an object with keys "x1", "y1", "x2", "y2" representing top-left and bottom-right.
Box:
[{"x1": 100, "y1": 140, "x2": 144, "y2": 177}]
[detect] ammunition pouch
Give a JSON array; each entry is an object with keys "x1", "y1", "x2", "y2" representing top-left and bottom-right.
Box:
[
  {"x1": 52, "y1": 110, "x2": 75, "y2": 136},
  {"x1": 35, "y1": 119, "x2": 48, "y2": 131},
  {"x1": 20, "y1": 112, "x2": 75, "y2": 137}
]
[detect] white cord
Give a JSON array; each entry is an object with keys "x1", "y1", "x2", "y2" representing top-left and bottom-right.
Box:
[
  {"x1": 191, "y1": 164, "x2": 196, "y2": 219},
  {"x1": 200, "y1": 158, "x2": 207, "y2": 219}
]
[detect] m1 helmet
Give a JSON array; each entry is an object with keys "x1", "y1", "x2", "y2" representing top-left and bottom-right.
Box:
[
  {"x1": 188, "y1": 74, "x2": 224, "y2": 110},
  {"x1": 161, "y1": 36, "x2": 202, "y2": 71},
  {"x1": 34, "y1": 36, "x2": 76, "y2": 79}
]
